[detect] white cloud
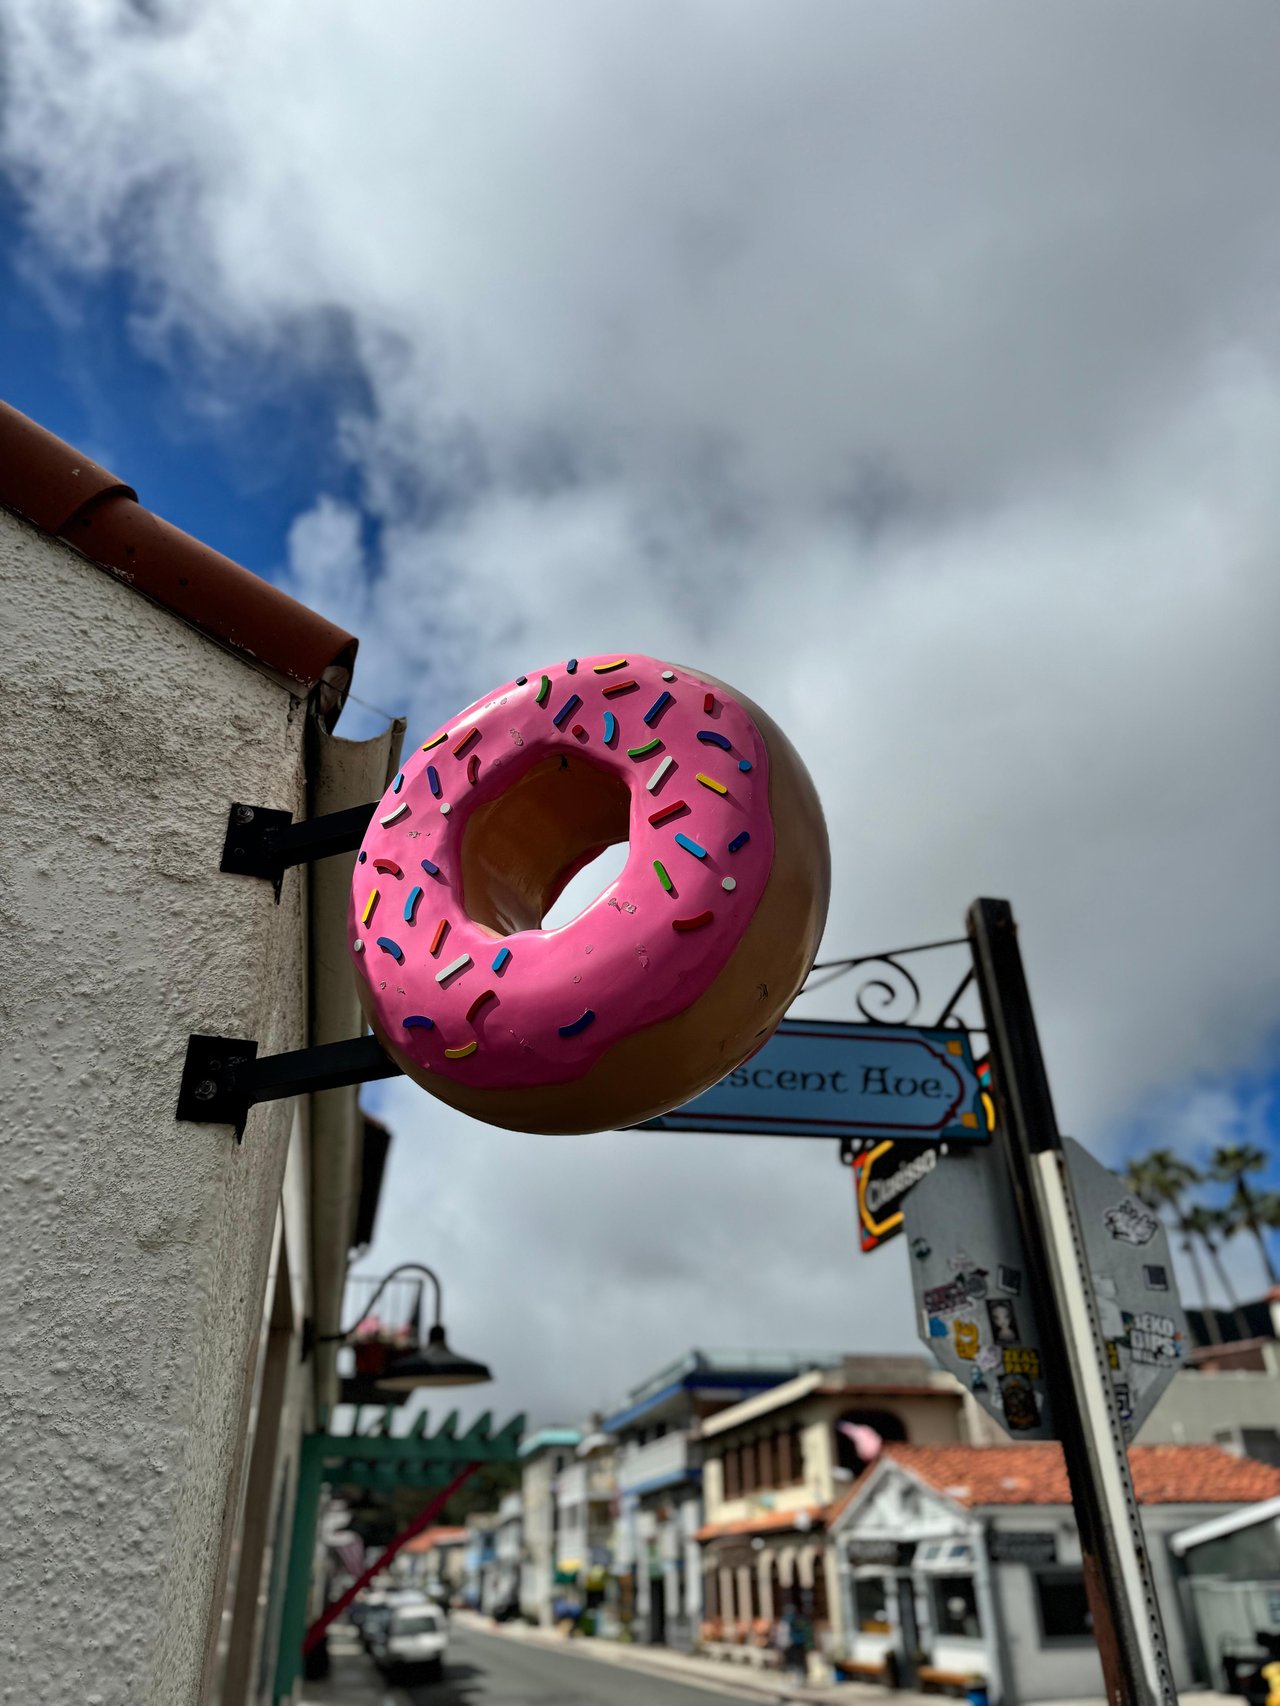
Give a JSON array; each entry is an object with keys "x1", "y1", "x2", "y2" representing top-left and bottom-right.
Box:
[{"x1": 5, "y1": 0, "x2": 1280, "y2": 1424}]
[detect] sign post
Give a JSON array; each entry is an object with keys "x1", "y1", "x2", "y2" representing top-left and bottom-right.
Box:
[{"x1": 967, "y1": 898, "x2": 1175, "y2": 1706}]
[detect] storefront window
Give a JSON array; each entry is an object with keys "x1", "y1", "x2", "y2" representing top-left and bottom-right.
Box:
[
  {"x1": 929, "y1": 1575, "x2": 981, "y2": 1639},
  {"x1": 1034, "y1": 1570, "x2": 1093, "y2": 1641},
  {"x1": 852, "y1": 1573, "x2": 892, "y2": 1635}
]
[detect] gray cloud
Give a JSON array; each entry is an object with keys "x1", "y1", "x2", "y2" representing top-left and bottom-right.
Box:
[{"x1": 5, "y1": 0, "x2": 1279, "y2": 1427}]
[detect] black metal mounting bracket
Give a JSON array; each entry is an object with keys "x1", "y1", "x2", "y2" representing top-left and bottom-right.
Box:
[
  {"x1": 177, "y1": 1032, "x2": 403, "y2": 1141},
  {"x1": 220, "y1": 800, "x2": 378, "y2": 900}
]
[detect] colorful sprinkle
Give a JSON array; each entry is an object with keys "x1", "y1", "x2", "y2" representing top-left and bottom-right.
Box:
[
  {"x1": 603, "y1": 711, "x2": 618, "y2": 744},
  {"x1": 566, "y1": 658, "x2": 578, "y2": 674},
  {"x1": 738, "y1": 758, "x2": 753, "y2": 773},
  {"x1": 662, "y1": 670, "x2": 676, "y2": 681},
  {"x1": 436, "y1": 954, "x2": 473, "y2": 984},
  {"x1": 673, "y1": 910, "x2": 714, "y2": 932},
  {"x1": 466, "y1": 989, "x2": 497, "y2": 1024},
  {"x1": 645, "y1": 755, "x2": 676, "y2": 793},
  {"x1": 594, "y1": 657, "x2": 629, "y2": 673},
  {"x1": 552, "y1": 693, "x2": 582, "y2": 728},
  {"x1": 704, "y1": 693, "x2": 715, "y2": 714},
  {"x1": 696, "y1": 772, "x2": 728, "y2": 796},
  {"x1": 558, "y1": 1009, "x2": 596, "y2": 1038},
  {"x1": 697, "y1": 730, "x2": 732, "y2": 750},
  {"x1": 404, "y1": 885, "x2": 424, "y2": 923},
  {"x1": 516, "y1": 675, "x2": 528, "y2": 686},
  {"x1": 643, "y1": 690, "x2": 674, "y2": 726},
  {"x1": 421, "y1": 858, "x2": 440, "y2": 877},
  {"x1": 403, "y1": 1014, "x2": 434, "y2": 1030},
  {"x1": 429, "y1": 917, "x2": 450, "y2": 956},
  {"x1": 353, "y1": 939, "x2": 364, "y2": 953},
  {"x1": 728, "y1": 831, "x2": 750, "y2": 853},
  {"x1": 675, "y1": 832, "x2": 708, "y2": 860},
  {"x1": 467, "y1": 752, "x2": 481, "y2": 784},
  {"x1": 602, "y1": 678, "x2": 638, "y2": 697},
  {"x1": 440, "y1": 802, "x2": 452, "y2": 816},
  {"x1": 627, "y1": 737, "x2": 662, "y2": 759},
  {"x1": 357, "y1": 851, "x2": 367, "y2": 863},
  {"x1": 648, "y1": 799, "x2": 688, "y2": 826},
  {"x1": 491, "y1": 946, "x2": 512, "y2": 974},
  {"x1": 722, "y1": 876, "x2": 737, "y2": 892},
  {"x1": 452, "y1": 726, "x2": 481, "y2": 758},
  {"x1": 380, "y1": 802, "x2": 410, "y2": 827},
  {"x1": 393, "y1": 771, "x2": 404, "y2": 793},
  {"x1": 421, "y1": 732, "x2": 448, "y2": 752},
  {"x1": 536, "y1": 674, "x2": 552, "y2": 706},
  {"x1": 653, "y1": 859, "x2": 674, "y2": 894},
  {"x1": 376, "y1": 936, "x2": 405, "y2": 962},
  {"x1": 373, "y1": 858, "x2": 403, "y2": 876},
  {"x1": 571, "y1": 723, "x2": 586, "y2": 739},
  {"x1": 361, "y1": 889, "x2": 380, "y2": 924},
  {"x1": 427, "y1": 765, "x2": 442, "y2": 797},
  {"x1": 444, "y1": 1040, "x2": 478, "y2": 1060}
]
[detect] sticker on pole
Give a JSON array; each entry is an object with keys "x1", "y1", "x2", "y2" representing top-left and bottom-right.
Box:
[
  {"x1": 1063, "y1": 1137, "x2": 1188, "y2": 1441},
  {"x1": 902, "y1": 1142, "x2": 1055, "y2": 1440},
  {"x1": 641, "y1": 1020, "x2": 989, "y2": 1142}
]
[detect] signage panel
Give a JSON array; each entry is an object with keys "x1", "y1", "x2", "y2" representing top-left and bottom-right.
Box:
[
  {"x1": 642, "y1": 1020, "x2": 989, "y2": 1143},
  {"x1": 854, "y1": 1141, "x2": 942, "y2": 1252}
]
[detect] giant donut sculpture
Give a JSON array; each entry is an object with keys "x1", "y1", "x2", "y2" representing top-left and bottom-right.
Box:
[{"x1": 350, "y1": 654, "x2": 829, "y2": 1134}]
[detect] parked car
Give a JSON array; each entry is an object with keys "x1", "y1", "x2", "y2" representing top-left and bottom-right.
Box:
[
  {"x1": 360, "y1": 1587, "x2": 424, "y2": 1654},
  {"x1": 375, "y1": 1603, "x2": 449, "y2": 1681}
]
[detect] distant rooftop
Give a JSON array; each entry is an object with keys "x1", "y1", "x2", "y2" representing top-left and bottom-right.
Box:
[
  {"x1": 518, "y1": 1427, "x2": 582, "y2": 1460},
  {"x1": 604, "y1": 1349, "x2": 844, "y2": 1436}
]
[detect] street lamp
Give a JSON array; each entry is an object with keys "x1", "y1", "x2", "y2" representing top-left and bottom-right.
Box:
[{"x1": 323, "y1": 1262, "x2": 492, "y2": 1390}]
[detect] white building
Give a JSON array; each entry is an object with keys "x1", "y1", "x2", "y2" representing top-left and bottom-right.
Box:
[
  {"x1": 491, "y1": 1490, "x2": 525, "y2": 1615},
  {"x1": 519, "y1": 1427, "x2": 582, "y2": 1625},
  {"x1": 0, "y1": 401, "x2": 402, "y2": 1706},
  {"x1": 828, "y1": 1442, "x2": 1280, "y2": 1701}
]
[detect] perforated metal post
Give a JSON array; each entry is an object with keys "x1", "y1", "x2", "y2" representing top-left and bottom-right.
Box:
[{"x1": 968, "y1": 899, "x2": 1175, "y2": 1706}]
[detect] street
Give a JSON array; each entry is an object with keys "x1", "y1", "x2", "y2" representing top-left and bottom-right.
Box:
[{"x1": 403, "y1": 1625, "x2": 767, "y2": 1706}]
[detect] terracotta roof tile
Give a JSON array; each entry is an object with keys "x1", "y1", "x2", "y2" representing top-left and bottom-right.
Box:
[
  {"x1": 695, "y1": 1504, "x2": 828, "y2": 1543},
  {"x1": 874, "y1": 1443, "x2": 1280, "y2": 1509},
  {"x1": 0, "y1": 401, "x2": 358, "y2": 723},
  {"x1": 402, "y1": 1525, "x2": 470, "y2": 1553}
]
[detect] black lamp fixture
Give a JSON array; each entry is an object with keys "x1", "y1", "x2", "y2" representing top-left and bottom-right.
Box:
[{"x1": 323, "y1": 1261, "x2": 492, "y2": 1390}]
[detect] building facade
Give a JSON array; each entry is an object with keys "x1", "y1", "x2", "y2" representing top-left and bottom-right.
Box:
[
  {"x1": 695, "y1": 1355, "x2": 990, "y2": 1670},
  {"x1": 829, "y1": 1442, "x2": 1280, "y2": 1702},
  {"x1": 608, "y1": 1350, "x2": 833, "y2": 1649},
  {"x1": 519, "y1": 1428, "x2": 582, "y2": 1625},
  {"x1": 0, "y1": 403, "x2": 401, "y2": 1706}
]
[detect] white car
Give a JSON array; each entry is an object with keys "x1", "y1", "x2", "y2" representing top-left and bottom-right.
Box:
[{"x1": 376, "y1": 1603, "x2": 448, "y2": 1681}]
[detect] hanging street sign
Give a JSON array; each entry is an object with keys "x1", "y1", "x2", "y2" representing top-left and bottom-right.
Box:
[
  {"x1": 1062, "y1": 1137, "x2": 1189, "y2": 1442},
  {"x1": 902, "y1": 1141, "x2": 1056, "y2": 1440},
  {"x1": 853, "y1": 1141, "x2": 942, "y2": 1252},
  {"x1": 641, "y1": 1019, "x2": 990, "y2": 1143}
]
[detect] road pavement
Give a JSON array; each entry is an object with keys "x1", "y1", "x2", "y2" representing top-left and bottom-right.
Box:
[{"x1": 405, "y1": 1623, "x2": 768, "y2": 1705}]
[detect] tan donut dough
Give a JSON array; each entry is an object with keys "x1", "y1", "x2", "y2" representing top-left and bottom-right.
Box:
[{"x1": 354, "y1": 666, "x2": 830, "y2": 1135}]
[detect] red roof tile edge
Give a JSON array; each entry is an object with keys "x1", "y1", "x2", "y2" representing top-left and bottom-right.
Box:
[{"x1": 0, "y1": 401, "x2": 358, "y2": 722}]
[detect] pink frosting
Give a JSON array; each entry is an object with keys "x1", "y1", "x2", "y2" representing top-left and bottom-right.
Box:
[{"x1": 349, "y1": 654, "x2": 775, "y2": 1091}]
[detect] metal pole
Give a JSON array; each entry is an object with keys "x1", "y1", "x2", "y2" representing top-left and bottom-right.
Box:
[{"x1": 966, "y1": 899, "x2": 1175, "y2": 1706}]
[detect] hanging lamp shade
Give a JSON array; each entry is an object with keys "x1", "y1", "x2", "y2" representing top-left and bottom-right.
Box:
[{"x1": 375, "y1": 1322, "x2": 492, "y2": 1391}]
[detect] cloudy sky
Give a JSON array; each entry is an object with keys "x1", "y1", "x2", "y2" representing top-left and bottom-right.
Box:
[{"x1": 3, "y1": 1, "x2": 1279, "y2": 1429}]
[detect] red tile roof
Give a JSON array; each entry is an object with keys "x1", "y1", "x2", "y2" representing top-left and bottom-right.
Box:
[
  {"x1": 695, "y1": 1504, "x2": 828, "y2": 1543},
  {"x1": 0, "y1": 401, "x2": 358, "y2": 724},
  {"x1": 867, "y1": 1444, "x2": 1280, "y2": 1509},
  {"x1": 402, "y1": 1525, "x2": 470, "y2": 1553}
]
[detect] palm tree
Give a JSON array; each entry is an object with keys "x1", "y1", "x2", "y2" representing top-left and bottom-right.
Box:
[
  {"x1": 1180, "y1": 1204, "x2": 1250, "y2": 1342},
  {"x1": 1124, "y1": 1151, "x2": 1220, "y2": 1342},
  {"x1": 1209, "y1": 1144, "x2": 1279, "y2": 1288}
]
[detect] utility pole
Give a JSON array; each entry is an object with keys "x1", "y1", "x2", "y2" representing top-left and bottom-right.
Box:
[{"x1": 967, "y1": 898, "x2": 1175, "y2": 1706}]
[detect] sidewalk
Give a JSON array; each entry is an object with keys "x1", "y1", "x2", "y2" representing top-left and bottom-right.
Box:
[{"x1": 299, "y1": 1623, "x2": 410, "y2": 1706}]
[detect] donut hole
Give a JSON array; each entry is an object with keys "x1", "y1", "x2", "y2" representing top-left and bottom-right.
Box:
[{"x1": 459, "y1": 754, "x2": 632, "y2": 936}]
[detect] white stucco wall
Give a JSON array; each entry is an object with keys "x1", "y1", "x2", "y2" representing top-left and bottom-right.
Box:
[{"x1": 0, "y1": 509, "x2": 311, "y2": 1706}]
